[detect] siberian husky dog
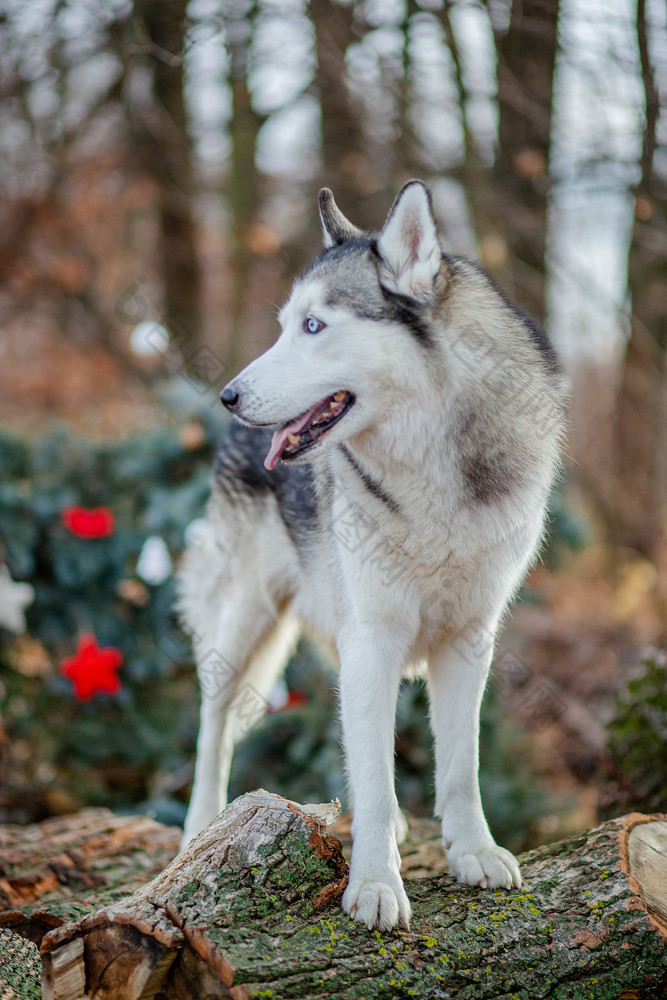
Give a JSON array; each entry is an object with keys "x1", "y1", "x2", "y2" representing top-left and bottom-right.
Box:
[{"x1": 178, "y1": 181, "x2": 564, "y2": 930}]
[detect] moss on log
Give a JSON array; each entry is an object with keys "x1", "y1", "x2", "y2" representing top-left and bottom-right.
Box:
[{"x1": 1, "y1": 793, "x2": 665, "y2": 999}]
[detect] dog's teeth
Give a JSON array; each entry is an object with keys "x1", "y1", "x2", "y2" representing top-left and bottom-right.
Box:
[
  {"x1": 334, "y1": 391, "x2": 346, "y2": 402},
  {"x1": 288, "y1": 434, "x2": 301, "y2": 445}
]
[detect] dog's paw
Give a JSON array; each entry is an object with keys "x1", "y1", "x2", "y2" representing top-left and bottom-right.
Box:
[
  {"x1": 342, "y1": 877, "x2": 412, "y2": 930},
  {"x1": 448, "y1": 844, "x2": 521, "y2": 890}
]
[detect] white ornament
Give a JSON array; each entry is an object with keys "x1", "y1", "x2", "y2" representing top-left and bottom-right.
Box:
[
  {"x1": 267, "y1": 676, "x2": 289, "y2": 712},
  {"x1": 136, "y1": 536, "x2": 172, "y2": 586},
  {"x1": 0, "y1": 566, "x2": 34, "y2": 633},
  {"x1": 130, "y1": 321, "x2": 170, "y2": 358}
]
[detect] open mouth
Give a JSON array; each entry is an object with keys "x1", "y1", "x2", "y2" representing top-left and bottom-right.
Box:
[{"x1": 264, "y1": 391, "x2": 355, "y2": 470}]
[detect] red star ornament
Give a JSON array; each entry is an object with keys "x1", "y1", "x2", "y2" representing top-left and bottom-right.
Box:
[
  {"x1": 62, "y1": 506, "x2": 115, "y2": 539},
  {"x1": 60, "y1": 633, "x2": 123, "y2": 700}
]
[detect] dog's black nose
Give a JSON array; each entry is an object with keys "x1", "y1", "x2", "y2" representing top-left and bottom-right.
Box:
[{"x1": 220, "y1": 386, "x2": 239, "y2": 411}]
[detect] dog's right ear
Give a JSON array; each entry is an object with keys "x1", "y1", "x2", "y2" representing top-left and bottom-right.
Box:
[
  {"x1": 319, "y1": 189, "x2": 363, "y2": 248},
  {"x1": 375, "y1": 181, "x2": 441, "y2": 301}
]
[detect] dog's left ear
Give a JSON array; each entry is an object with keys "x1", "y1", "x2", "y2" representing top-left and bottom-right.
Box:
[
  {"x1": 319, "y1": 189, "x2": 363, "y2": 248},
  {"x1": 375, "y1": 181, "x2": 441, "y2": 300}
]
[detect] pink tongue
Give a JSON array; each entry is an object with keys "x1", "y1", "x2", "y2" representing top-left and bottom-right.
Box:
[{"x1": 264, "y1": 399, "x2": 326, "y2": 471}]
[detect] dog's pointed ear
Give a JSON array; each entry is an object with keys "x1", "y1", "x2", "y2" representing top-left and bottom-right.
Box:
[
  {"x1": 319, "y1": 189, "x2": 363, "y2": 248},
  {"x1": 375, "y1": 181, "x2": 441, "y2": 299}
]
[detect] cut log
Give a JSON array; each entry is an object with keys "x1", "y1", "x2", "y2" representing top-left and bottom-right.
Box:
[
  {"x1": 0, "y1": 808, "x2": 181, "y2": 1000},
  {"x1": 1, "y1": 793, "x2": 666, "y2": 1000}
]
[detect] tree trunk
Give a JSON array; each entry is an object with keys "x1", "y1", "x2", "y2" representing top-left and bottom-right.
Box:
[
  {"x1": 470, "y1": 0, "x2": 559, "y2": 326},
  {"x1": 130, "y1": 0, "x2": 202, "y2": 361},
  {"x1": 611, "y1": 0, "x2": 667, "y2": 567},
  {"x1": 310, "y1": 0, "x2": 385, "y2": 231},
  {"x1": 219, "y1": 0, "x2": 268, "y2": 376},
  {"x1": 1, "y1": 792, "x2": 666, "y2": 999}
]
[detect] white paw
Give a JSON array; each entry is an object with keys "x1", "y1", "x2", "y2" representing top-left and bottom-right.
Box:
[
  {"x1": 342, "y1": 877, "x2": 412, "y2": 930},
  {"x1": 448, "y1": 844, "x2": 521, "y2": 890}
]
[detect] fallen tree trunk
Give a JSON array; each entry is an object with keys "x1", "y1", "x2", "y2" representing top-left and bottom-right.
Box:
[
  {"x1": 1, "y1": 792, "x2": 665, "y2": 999},
  {"x1": 0, "y1": 808, "x2": 181, "y2": 1000}
]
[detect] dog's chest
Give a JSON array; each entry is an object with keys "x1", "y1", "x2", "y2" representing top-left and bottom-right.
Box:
[{"x1": 292, "y1": 455, "x2": 480, "y2": 634}]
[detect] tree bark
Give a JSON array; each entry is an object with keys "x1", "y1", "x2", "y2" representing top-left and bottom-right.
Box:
[
  {"x1": 310, "y1": 0, "x2": 386, "y2": 231},
  {"x1": 471, "y1": 0, "x2": 559, "y2": 326},
  {"x1": 1, "y1": 792, "x2": 665, "y2": 999},
  {"x1": 130, "y1": 0, "x2": 202, "y2": 361},
  {"x1": 611, "y1": 0, "x2": 667, "y2": 565},
  {"x1": 218, "y1": 0, "x2": 271, "y2": 377}
]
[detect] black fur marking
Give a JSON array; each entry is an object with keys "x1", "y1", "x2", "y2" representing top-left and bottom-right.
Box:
[
  {"x1": 214, "y1": 422, "x2": 318, "y2": 549},
  {"x1": 369, "y1": 238, "x2": 433, "y2": 345},
  {"x1": 378, "y1": 285, "x2": 432, "y2": 345},
  {"x1": 324, "y1": 288, "x2": 386, "y2": 322},
  {"x1": 456, "y1": 408, "x2": 523, "y2": 506},
  {"x1": 339, "y1": 444, "x2": 402, "y2": 514},
  {"x1": 460, "y1": 451, "x2": 514, "y2": 505},
  {"x1": 311, "y1": 239, "x2": 433, "y2": 346}
]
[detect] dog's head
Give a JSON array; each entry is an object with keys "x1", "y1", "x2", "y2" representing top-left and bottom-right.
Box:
[{"x1": 221, "y1": 181, "x2": 444, "y2": 470}]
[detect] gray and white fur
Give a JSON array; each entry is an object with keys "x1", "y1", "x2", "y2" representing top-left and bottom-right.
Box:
[{"x1": 178, "y1": 181, "x2": 565, "y2": 931}]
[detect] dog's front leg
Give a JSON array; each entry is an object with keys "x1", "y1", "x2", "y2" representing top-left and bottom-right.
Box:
[
  {"x1": 338, "y1": 620, "x2": 411, "y2": 931},
  {"x1": 428, "y1": 630, "x2": 521, "y2": 889}
]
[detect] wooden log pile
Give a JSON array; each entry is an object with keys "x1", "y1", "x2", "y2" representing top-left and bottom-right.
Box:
[{"x1": 1, "y1": 791, "x2": 665, "y2": 999}]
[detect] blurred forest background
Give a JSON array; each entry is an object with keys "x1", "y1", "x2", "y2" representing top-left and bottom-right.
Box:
[{"x1": 0, "y1": 0, "x2": 665, "y2": 851}]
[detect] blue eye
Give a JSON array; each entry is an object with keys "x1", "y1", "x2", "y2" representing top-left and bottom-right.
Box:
[{"x1": 304, "y1": 316, "x2": 325, "y2": 335}]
